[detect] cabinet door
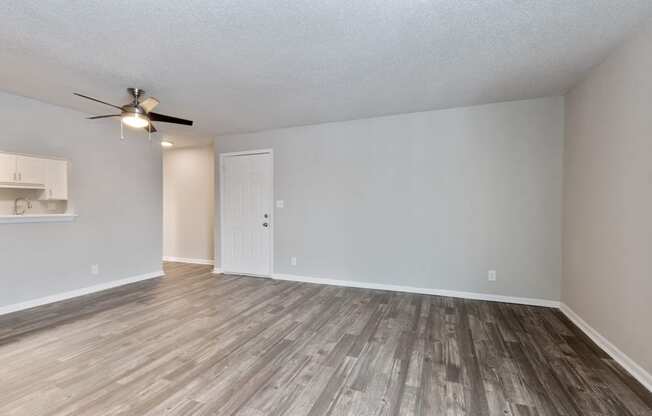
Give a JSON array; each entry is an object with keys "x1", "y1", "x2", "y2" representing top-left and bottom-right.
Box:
[
  {"x1": 0, "y1": 153, "x2": 17, "y2": 183},
  {"x1": 47, "y1": 159, "x2": 69, "y2": 200},
  {"x1": 16, "y1": 156, "x2": 46, "y2": 185}
]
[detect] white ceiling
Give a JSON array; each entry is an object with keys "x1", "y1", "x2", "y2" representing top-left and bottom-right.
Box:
[{"x1": 1, "y1": 1, "x2": 651, "y2": 141}]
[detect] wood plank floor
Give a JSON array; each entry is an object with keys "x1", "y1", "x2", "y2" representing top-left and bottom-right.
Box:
[{"x1": 1, "y1": 262, "x2": 650, "y2": 416}]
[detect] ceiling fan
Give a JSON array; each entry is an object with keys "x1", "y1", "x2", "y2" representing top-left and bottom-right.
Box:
[{"x1": 74, "y1": 88, "x2": 193, "y2": 137}]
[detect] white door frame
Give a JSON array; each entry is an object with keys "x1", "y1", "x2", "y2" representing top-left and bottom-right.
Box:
[{"x1": 219, "y1": 149, "x2": 274, "y2": 277}]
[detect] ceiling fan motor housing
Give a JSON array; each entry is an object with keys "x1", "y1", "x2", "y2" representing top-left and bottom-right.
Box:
[
  {"x1": 127, "y1": 87, "x2": 145, "y2": 102},
  {"x1": 121, "y1": 104, "x2": 146, "y2": 117}
]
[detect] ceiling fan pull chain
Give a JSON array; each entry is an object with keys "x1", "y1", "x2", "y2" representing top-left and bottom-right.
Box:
[
  {"x1": 148, "y1": 123, "x2": 151, "y2": 141},
  {"x1": 120, "y1": 121, "x2": 125, "y2": 140}
]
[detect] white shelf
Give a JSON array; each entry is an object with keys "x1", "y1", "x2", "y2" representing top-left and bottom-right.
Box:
[
  {"x1": 0, "y1": 213, "x2": 77, "y2": 224},
  {"x1": 0, "y1": 183, "x2": 46, "y2": 190}
]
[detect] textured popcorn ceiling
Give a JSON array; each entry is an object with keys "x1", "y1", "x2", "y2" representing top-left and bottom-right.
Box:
[{"x1": 0, "y1": 1, "x2": 651, "y2": 140}]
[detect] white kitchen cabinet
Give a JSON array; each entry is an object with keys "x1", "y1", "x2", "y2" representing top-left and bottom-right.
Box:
[
  {"x1": 15, "y1": 155, "x2": 47, "y2": 185},
  {"x1": 0, "y1": 152, "x2": 68, "y2": 195},
  {"x1": 40, "y1": 159, "x2": 69, "y2": 200},
  {"x1": 0, "y1": 153, "x2": 16, "y2": 183}
]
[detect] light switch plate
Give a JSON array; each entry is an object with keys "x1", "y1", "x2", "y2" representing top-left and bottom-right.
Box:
[
  {"x1": 276, "y1": 200, "x2": 284, "y2": 208},
  {"x1": 488, "y1": 270, "x2": 497, "y2": 281}
]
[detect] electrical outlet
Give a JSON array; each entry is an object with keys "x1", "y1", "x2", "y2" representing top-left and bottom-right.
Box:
[
  {"x1": 488, "y1": 270, "x2": 497, "y2": 281},
  {"x1": 290, "y1": 257, "x2": 297, "y2": 266},
  {"x1": 91, "y1": 264, "x2": 100, "y2": 275}
]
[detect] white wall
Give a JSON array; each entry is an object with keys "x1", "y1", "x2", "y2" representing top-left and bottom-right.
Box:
[
  {"x1": 0, "y1": 91, "x2": 162, "y2": 308},
  {"x1": 215, "y1": 97, "x2": 564, "y2": 301},
  {"x1": 163, "y1": 145, "x2": 215, "y2": 263},
  {"x1": 564, "y1": 20, "x2": 652, "y2": 376}
]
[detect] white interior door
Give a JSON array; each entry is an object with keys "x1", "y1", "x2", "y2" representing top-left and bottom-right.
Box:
[{"x1": 221, "y1": 151, "x2": 273, "y2": 276}]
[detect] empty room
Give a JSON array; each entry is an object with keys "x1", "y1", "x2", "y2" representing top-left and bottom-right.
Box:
[{"x1": 1, "y1": 2, "x2": 651, "y2": 415}]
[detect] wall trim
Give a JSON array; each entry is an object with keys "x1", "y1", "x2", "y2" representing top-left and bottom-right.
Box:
[
  {"x1": 214, "y1": 268, "x2": 274, "y2": 278},
  {"x1": 163, "y1": 256, "x2": 214, "y2": 265},
  {"x1": 0, "y1": 213, "x2": 78, "y2": 224},
  {"x1": 0, "y1": 270, "x2": 164, "y2": 316},
  {"x1": 272, "y1": 272, "x2": 560, "y2": 308},
  {"x1": 560, "y1": 303, "x2": 652, "y2": 393}
]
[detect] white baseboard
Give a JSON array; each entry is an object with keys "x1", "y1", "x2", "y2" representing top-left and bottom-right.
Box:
[
  {"x1": 272, "y1": 273, "x2": 560, "y2": 308},
  {"x1": 215, "y1": 268, "x2": 272, "y2": 278},
  {"x1": 163, "y1": 256, "x2": 214, "y2": 265},
  {"x1": 0, "y1": 271, "x2": 164, "y2": 316},
  {"x1": 560, "y1": 303, "x2": 652, "y2": 393}
]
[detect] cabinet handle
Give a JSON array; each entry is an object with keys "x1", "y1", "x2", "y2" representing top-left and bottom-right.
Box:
[{"x1": 18, "y1": 172, "x2": 22, "y2": 181}]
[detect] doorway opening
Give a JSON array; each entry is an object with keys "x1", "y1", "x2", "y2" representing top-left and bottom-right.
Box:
[{"x1": 162, "y1": 143, "x2": 215, "y2": 267}]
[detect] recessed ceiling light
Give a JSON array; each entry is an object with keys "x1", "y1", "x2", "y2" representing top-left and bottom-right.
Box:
[{"x1": 161, "y1": 140, "x2": 174, "y2": 148}]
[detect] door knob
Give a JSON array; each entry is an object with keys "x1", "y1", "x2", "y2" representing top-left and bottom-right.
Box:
[{"x1": 262, "y1": 222, "x2": 269, "y2": 228}]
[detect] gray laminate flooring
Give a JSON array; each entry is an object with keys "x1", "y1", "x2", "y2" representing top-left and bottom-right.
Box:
[{"x1": 1, "y1": 262, "x2": 651, "y2": 415}]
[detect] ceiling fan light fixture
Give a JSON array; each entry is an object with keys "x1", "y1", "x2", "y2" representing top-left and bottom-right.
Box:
[
  {"x1": 161, "y1": 140, "x2": 174, "y2": 148},
  {"x1": 74, "y1": 89, "x2": 194, "y2": 136},
  {"x1": 122, "y1": 113, "x2": 150, "y2": 129}
]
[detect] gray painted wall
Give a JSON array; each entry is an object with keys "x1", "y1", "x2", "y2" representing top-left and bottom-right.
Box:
[
  {"x1": 0, "y1": 91, "x2": 162, "y2": 308},
  {"x1": 163, "y1": 145, "x2": 215, "y2": 262},
  {"x1": 564, "y1": 20, "x2": 652, "y2": 374},
  {"x1": 215, "y1": 97, "x2": 564, "y2": 301}
]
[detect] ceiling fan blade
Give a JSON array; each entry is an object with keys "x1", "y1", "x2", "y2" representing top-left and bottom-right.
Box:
[
  {"x1": 148, "y1": 112, "x2": 193, "y2": 126},
  {"x1": 140, "y1": 97, "x2": 160, "y2": 113},
  {"x1": 73, "y1": 93, "x2": 123, "y2": 110},
  {"x1": 144, "y1": 123, "x2": 157, "y2": 133},
  {"x1": 87, "y1": 114, "x2": 121, "y2": 120}
]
